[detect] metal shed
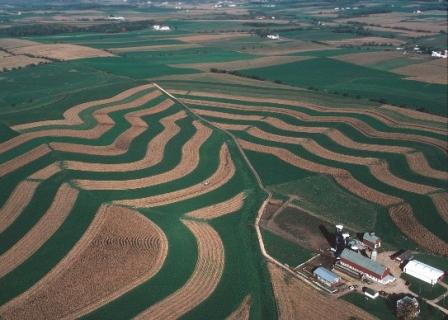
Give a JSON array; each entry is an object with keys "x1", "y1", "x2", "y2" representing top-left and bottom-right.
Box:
[
  {"x1": 403, "y1": 260, "x2": 444, "y2": 285},
  {"x1": 313, "y1": 266, "x2": 340, "y2": 287}
]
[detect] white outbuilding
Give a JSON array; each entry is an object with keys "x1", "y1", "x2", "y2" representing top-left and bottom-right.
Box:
[{"x1": 403, "y1": 260, "x2": 444, "y2": 285}]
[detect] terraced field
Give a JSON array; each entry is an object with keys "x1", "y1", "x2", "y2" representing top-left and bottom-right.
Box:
[
  {"x1": 0, "y1": 83, "x2": 277, "y2": 319},
  {"x1": 172, "y1": 90, "x2": 448, "y2": 256}
]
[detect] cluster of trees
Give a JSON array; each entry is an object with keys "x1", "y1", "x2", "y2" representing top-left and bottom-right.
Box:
[{"x1": 0, "y1": 20, "x2": 155, "y2": 37}]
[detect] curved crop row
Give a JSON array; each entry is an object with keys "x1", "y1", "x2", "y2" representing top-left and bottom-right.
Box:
[
  {"x1": 195, "y1": 108, "x2": 447, "y2": 181},
  {"x1": 0, "y1": 183, "x2": 79, "y2": 278},
  {"x1": 431, "y1": 192, "x2": 448, "y2": 223},
  {"x1": 74, "y1": 120, "x2": 212, "y2": 190},
  {"x1": 11, "y1": 84, "x2": 155, "y2": 132},
  {"x1": 186, "y1": 192, "x2": 246, "y2": 220},
  {"x1": 0, "y1": 90, "x2": 162, "y2": 155},
  {"x1": 174, "y1": 90, "x2": 447, "y2": 135},
  {"x1": 114, "y1": 143, "x2": 236, "y2": 208},
  {"x1": 65, "y1": 111, "x2": 186, "y2": 172},
  {"x1": 0, "y1": 204, "x2": 168, "y2": 320},
  {"x1": 182, "y1": 98, "x2": 447, "y2": 153},
  {"x1": 135, "y1": 219, "x2": 224, "y2": 320},
  {"x1": 0, "y1": 145, "x2": 51, "y2": 178},
  {"x1": 226, "y1": 295, "x2": 251, "y2": 320}
]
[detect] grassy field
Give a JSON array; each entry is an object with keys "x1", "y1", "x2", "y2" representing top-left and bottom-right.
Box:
[
  {"x1": 239, "y1": 58, "x2": 447, "y2": 116},
  {"x1": 342, "y1": 292, "x2": 446, "y2": 320}
]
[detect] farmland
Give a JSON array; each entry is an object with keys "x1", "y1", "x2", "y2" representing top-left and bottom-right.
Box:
[{"x1": 0, "y1": 0, "x2": 447, "y2": 319}]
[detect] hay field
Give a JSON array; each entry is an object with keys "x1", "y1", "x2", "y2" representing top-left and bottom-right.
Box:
[
  {"x1": 393, "y1": 58, "x2": 448, "y2": 84},
  {"x1": 0, "y1": 83, "x2": 276, "y2": 319}
]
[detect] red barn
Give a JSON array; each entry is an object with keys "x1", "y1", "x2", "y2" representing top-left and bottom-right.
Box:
[
  {"x1": 363, "y1": 232, "x2": 381, "y2": 250},
  {"x1": 339, "y1": 249, "x2": 394, "y2": 284}
]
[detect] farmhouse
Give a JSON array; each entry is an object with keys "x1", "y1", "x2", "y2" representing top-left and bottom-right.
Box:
[
  {"x1": 431, "y1": 50, "x2": 448, "y2": 59},
  {"x1": 363, "y1": 232, "x2": 381, "y2": 250},
  {"x1": 363, "y1": 287, "x2": 379, "y2": 299},
  {"x1": 153, "y1": 25, "x2": 171, "y2": 31},
  {"x1": 339, "y1": 249, "x2": 395, "y2": 284},
  {"x1": 267, "y1": 34, "x2": 280, "y2": 40},
  {"x1": 313, "y1": 267, "x2": 340, "y2": 288},
  {"x1": 108, "y1": 16, "x2": 125, "y2": 21},
  {"x1": 403, "y1": 260, "x2": 444, "y2": 285}
]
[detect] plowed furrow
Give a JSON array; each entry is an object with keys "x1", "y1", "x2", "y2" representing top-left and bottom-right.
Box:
[{"x1": 28, "y1": 162, "x2": 62, "y2": 180}]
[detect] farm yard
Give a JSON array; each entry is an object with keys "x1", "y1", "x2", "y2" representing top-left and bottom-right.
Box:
[{"x1": 0, "y1": 0, "x2": 447, "y2": 318}]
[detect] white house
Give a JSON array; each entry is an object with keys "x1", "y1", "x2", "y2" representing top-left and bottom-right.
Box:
[
  {"x1": 267, "y1": 34, "x2": 279, "y2": 40},
  {"x1": 431, "y1": 50, "x2": 448, "y2": 58},
  {"x1": 403, "y1": 260, "x2": 444, "y2": 285},
  {"x1": 153, "y1": 25, "x2": 171, "y2": 31},
  {"x1": 108, "y1": 16, "x2": 126, "y2": 21}
]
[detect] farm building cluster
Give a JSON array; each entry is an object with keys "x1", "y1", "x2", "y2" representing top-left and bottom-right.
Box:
[{"x1": 294, "y1": 224, "x2": 445, "y2": 299}]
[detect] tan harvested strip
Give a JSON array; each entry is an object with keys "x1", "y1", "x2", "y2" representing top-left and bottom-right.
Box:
[
  {"x1": 405, "y1": 152, "x2": 448, "y2": 180},
  {"x1": 49, "y1": 99, "x2": 174, "y2": 156},
  {"x1": 0, "y1": 181, "x2": 40, "y2": 234},
  {"x1": 193, "y1": 108, "x2": 265, "y2": 121},
  {"x1": 211, "y1": 122, "x2": 251, "y2": 131},
  {"x1": 194, "y1": 108, "x2": 448, "y2": 181},
  {"x1": 226, "y1": 295, "x2": 251, "y2": 320},
  {"x1": 0, "y1": 145, "x2": 51, "y2": 178},
  {"x1": 238, "y1": 138, "x2": 402, "y2": 206},
  {"x1": 0, "y1": 204, "x2": 168, "y2": 320},
  {"x1": 182, "y1": 91, "x2": 447, "y2": 135},
  {"x1": 135, "y1": 219, "x2": 224, "y2": 320},
  {"x1": 11, "y1": 83, "x2": 154, "y2": 131},
  {"x1": 431, "y1": 193, "x2": 448, "y2": 224},
  {"x1": 28, "y1": 162, "x2": 62, "y2": 180},
  {"x1": 381, "y1": 104, "x2": 448, "y2": 125},
  {"x1": 0, "y1": 183, "x2": 78, "y2": 278},
  {"x1": 186, "y1": 192, "x2": 246, "y2": 220},
  {"x1": 114, "y1": 143, "x2": 235, "y2": 208},
  {"x1": 50, "y1": 126, "x2": 147, "y2": 156},
  {"x1": 0, "y1": 91, "x2": 162, "y2": 154},
  {"x1": 183, "y1": 98, "x2": 447, "y2": 151},
  {"x1": 75, "y1": 120, "x2": 211, "y2": 190},
  {"x1": 389, "y1": 203, "x2": 448, "y2": 256},
  {"x1": 65, "y1": 111, "x2": 187, "y2": 172},
  {"x1": 247, "y1": 127, "x2": 439, "y2": 195}
]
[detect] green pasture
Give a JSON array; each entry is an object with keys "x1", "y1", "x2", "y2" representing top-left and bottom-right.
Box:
[
  {"x1": 342, "y1": 292, "x2": 446, "y2": 320},
  {"x1": 270, "y1": 175, "x2": 379, "y2": 231},
  {"x1": 233, "y1": 130, "x2": 448, "y2": 243},
  {"x1": 261, "y1": 229, "x2": 313, "y2": 267},
  {"x1": 281, "y1": 28, "x2": 358, "y2": 41},
  {"x1": 401, "y1": 274, "x2": 446, "y2": 300},
  {"x1": 238, "y1": 57, "x2": 448, "y2": 116}
]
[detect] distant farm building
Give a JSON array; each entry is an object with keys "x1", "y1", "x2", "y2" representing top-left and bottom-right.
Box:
[
  {"x1": 153, "y1": 25, "x2": 171, "y2": 31},
  {"x1": 403, "y1": 260, "x2": 444, "y2": 285},
  {"x1": 391, "y1": 250, "x2": 414, "y2": 263},
  {"x1": 363, "y1": 232, "x2": 381, "y2": 250},
  {"x1": 339, "y1": 249, "x2": 395, "y2": 284},
  {"x1": 267, "y1": 34, "x2": 279, "y2": 40},
  {"x1": 431, "y1": 50, "x2": 448, "y2": 58},
  {"x1": 363, "y1": 287, "x2": 379, "y2": 299},
  {"x1": 108, "y1": 16, "x2": 126, "y2": 21},
  {"x1": 313, "y1": 266, "x2": 341, "y2": 288}
]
